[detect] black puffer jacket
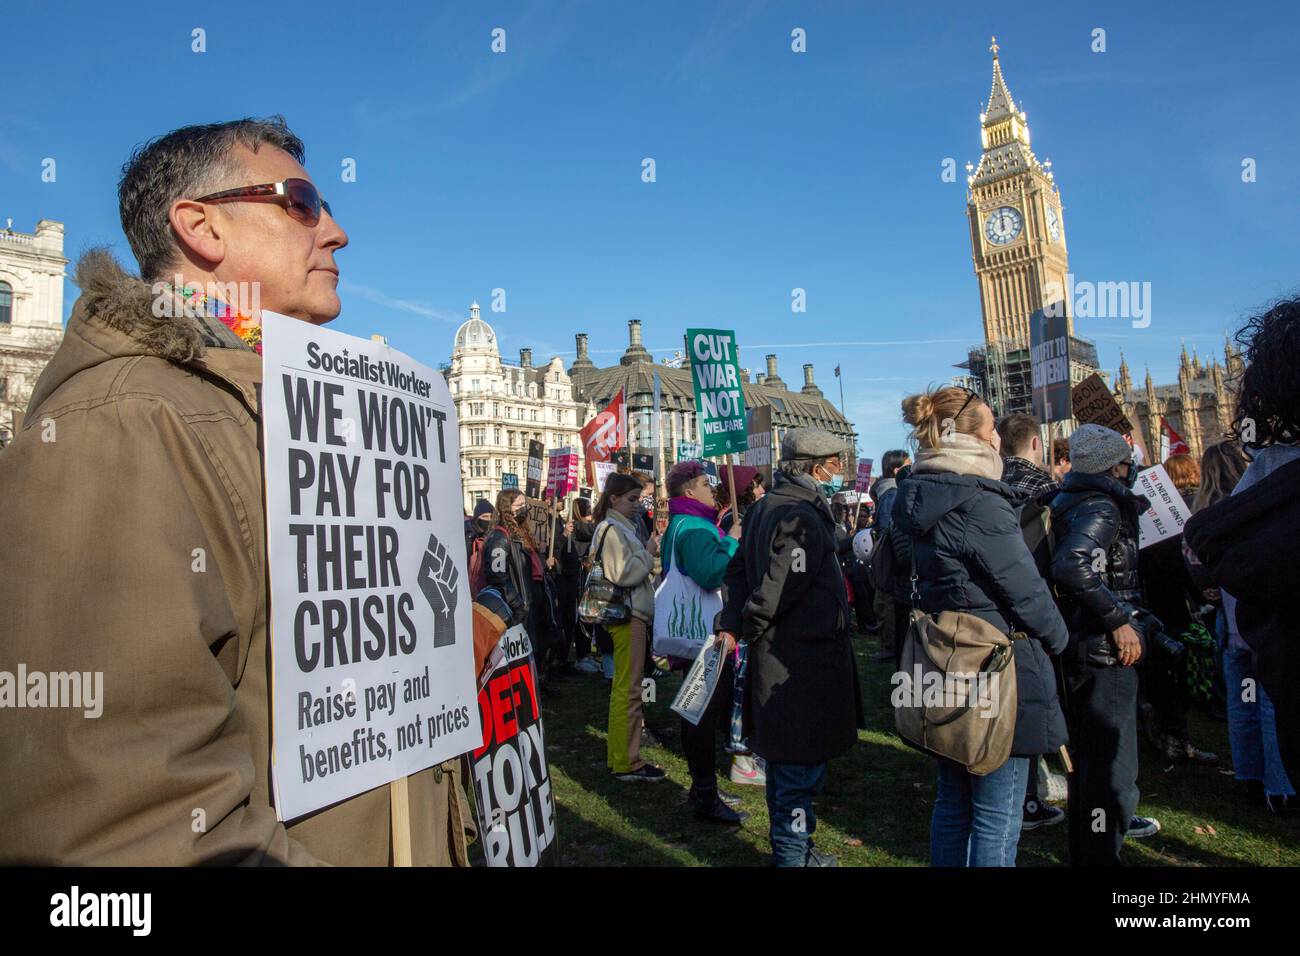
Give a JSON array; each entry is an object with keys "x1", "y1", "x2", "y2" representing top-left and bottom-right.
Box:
[
  {"x1": 1048, "y1": 471, "x2": 1149, "y2": 649},
  {"x1": 719, "y1": 471, "x2": 864, "y2": 764},
  {"x1": 483, "y1": 526, "x2": 530, "y2": 621},
  {"x1": 894, "y1": 471, "x2": 1069, "y2": 756}
]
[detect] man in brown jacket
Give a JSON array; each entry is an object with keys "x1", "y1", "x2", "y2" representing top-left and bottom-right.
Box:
[{"x1": 0, "y1": 117, "x2": 477, "y2": 865}]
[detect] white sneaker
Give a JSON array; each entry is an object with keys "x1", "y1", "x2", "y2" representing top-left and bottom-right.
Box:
[{"x1": 730, "y1": 754, "x2": 766, "y2": 786}]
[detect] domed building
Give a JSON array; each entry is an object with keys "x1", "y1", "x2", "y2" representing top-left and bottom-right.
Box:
[{"x1": 444, "y1": 303, "x2": 592, "y2": 511}]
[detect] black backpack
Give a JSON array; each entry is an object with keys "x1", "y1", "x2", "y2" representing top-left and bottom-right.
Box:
[
  {"x1": 1019, "y1": 491, "x2": 1057, "y2": 584},
  {"x1": 868, "y1": 527, "x2": 898, "y2": 593}
]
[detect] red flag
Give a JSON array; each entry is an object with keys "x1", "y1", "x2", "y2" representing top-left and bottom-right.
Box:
[
  {"x1": 1160, "y1": 416, "x2": 1189, "y2": 459},
  {"x1": 580, "y1": 388, "x2": 626, "y2": 484}
]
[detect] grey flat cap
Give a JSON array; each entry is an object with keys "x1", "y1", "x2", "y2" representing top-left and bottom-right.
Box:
[{"x1": 781, "y1": 426, "x2": 843, "y2": 460}]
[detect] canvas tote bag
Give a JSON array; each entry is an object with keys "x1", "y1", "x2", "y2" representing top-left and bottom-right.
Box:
[{"x1": 652, "y1": 521, "x2": 723, "y2": 659}]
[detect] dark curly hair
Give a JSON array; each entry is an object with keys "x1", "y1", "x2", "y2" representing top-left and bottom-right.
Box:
[{"x1": 1232, "y1": 296, "x2": 1300, "y2": 447}]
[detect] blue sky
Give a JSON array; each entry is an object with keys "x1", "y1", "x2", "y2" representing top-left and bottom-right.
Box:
[{"x1": 3, "y1": 0, "x2": 1298, "y2": 458}]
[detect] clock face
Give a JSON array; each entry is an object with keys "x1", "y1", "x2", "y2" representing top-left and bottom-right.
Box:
[
  {"x1": 1047, "y1": 206, "x2": 1061, "y2": 242},
  {"x1": 984, "y1": 206, "x2": 1023, "y2": 245}
]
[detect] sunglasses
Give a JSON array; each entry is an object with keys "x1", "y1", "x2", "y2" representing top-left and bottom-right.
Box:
[{"x1": 194, "y1": 178, "x2": 332, "y2": 226}]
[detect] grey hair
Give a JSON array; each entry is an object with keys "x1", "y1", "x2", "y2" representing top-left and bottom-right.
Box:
[
  {"x1": 779, "y1": 457, "x2": 821, "y2": 479},
  {"x1": 118, "y1": 116, "x2": 305, "y2": 281}
]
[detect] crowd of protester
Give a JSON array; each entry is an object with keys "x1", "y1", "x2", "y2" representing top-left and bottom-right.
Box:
[
  {"x1": 3, "y1": 116, "x2": 1296, "y2": 869},
  {"x1": 460, "y1": 295, "x2": 1300, "y2": 868}
]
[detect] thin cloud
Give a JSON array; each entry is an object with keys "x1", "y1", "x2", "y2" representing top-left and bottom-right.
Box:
[{"x1": 341, "y1": 280, "x2": 462, "y2": 323}]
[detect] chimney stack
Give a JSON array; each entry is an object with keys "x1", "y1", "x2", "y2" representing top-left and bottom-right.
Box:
[
  {"x1": 571, "y1": 332, "x2": 595, "y2": 372},
  {"x1": 763, "y1": 354, "x2": 786, "y2": 390},
  {"x1": 620, "y1": 318, "x2": 652, "y2": 366},
  {"x1": 520, "y1": 347, "x2": 532, "y2": 368},
  {"x1": 801, "y1": 363, "x2": 823, "y2": 398}
]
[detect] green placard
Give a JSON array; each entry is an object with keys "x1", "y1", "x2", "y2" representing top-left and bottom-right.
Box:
[{"x1": 686, "y1": 328, "x2": 747, "y2": 457}]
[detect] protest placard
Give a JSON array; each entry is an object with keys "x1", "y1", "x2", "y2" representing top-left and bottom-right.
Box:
[
  {"x1": 1030, "y1": 305, "x2": 1072, "y2": 424},
  {"x1": 593, "y1": 460, "x2": 616, "y2": 491},
  {"x1": 522, "y1": 498, "x2": 551, "y2": 553},
  {"x1": 677, "y1": 440, "x2": 702, "y2": 461},
  {"x1": 1073, "y1": 373, "x2": 1133, "y2": 434},
  {"x1": 744, "y1": 405, "x2": 773, "y2": 487},
  {"x1": 262, "y1": 312, "x2": 479, "y2": 821},
  {"x1": 502, "y1": 473, "x2": 519, "y2": 490},
  {"x1": 545, "y1": 447, "x2": 577, "y2": 500},
  {"x1": 526, "y1": 440, "x2": 545, "y2": 498},
  {"x1": 687, "y1": 328, "x2": 747, "y2": 457},
  {"x1": 855, "y1": 459, "x2": 874, "y2": 492},
  {"x1": 1134, "y1": 464, "x2": 1193, "y2": 549},
  {"x1": 470, "y1": 625, "x2": 558, "y2": 866}
]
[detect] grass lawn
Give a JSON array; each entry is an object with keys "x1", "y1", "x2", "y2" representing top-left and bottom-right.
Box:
[{"x1": 524, "y1": 635, "x2": 1300, "y2": 867}]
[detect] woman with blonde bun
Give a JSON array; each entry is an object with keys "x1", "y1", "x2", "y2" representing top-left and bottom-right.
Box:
[{"x1": 892, "y1": 385, "x2": 1069, "y2": 867}]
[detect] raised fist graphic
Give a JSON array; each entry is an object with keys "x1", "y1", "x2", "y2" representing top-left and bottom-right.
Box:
[{"x1": 418, "y1": 533, "x2": 459, "y2": 647}]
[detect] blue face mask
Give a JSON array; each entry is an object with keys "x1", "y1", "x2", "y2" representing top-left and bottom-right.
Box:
[{"x1": 817, "y1": 464, "x2": 844, "y2": 497}]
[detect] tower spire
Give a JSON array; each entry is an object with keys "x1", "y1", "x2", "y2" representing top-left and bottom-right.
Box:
[{"x1": 983, "y1": 38, "x2": 1020, "y2": 125}]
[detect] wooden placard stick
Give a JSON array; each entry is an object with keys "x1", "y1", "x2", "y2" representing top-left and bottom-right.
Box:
[
  {"x1": 390, "y1": 774, "x2": 413, "y2": 867},
  {"x1": 724, "y1": 454, "x2": 738, "y2": 525}
]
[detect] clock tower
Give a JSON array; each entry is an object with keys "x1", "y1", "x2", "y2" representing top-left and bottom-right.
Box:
[{"x1": 967, "y1": 39, "x2": 1070, "y2": 346}]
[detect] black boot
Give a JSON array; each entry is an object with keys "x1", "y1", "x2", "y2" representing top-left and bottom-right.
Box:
[{"x1": 690, "y1": 787, "x2": 747, "y2": 825}]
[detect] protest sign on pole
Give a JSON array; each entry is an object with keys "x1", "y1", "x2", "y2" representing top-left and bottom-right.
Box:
[
  {"x1": 687, "y1": 329, "x2": 747, "y2": 458},
  {"x1": 1072, "y1": 373, "x2": 1133, "y2": 434},
  {"x1": 470, "y1": 624, "x2": 558, "y2": 866},
  {"x1": 632, "y1": 452, "x2": 654, "y2": 475},
  {"x1": 593, "y1": 460, "x2": 616, "y2": 491},
  {"x1": 262, "y1": 312, "x2": 479, "y2": 823},
  {"x1": 522, "y1": 498, "x2": 551, "y2": 553},
  {"x1": 1030, "y1": 304, "x2": 1072, "y2": 426},
  {"x1": 502, "y1": 473, "x2": 519, "y2": 491},
  {"x1": 525, "y1": 440, "x2": 545, "y2": 498},
  {"x1": 855, "y1": 459, "x2": 874, "y2": 492},
  {"x1": 1134, "y1": 464, "x2": 1193, "y2": 549},
  {"x1": 677, "y1": 440, "x2": 702, "y2": 461},
  {"x1": 744, "y1": 405, "x2": 773, "y2": 488},
  {"x1": 545, "y1": 447, "x2": 577, "y2": 500}
]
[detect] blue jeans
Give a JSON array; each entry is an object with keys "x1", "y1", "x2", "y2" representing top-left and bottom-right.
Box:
[
  {"x1": 930, "y1": 756, "x2": 1029, "y2": 867},
  {"x1": 765, "y1": 762, "x2": 827, "y2": 866},
  {"x1": 1223, "y1": 642, "x2": 1295, "y2": 797}
]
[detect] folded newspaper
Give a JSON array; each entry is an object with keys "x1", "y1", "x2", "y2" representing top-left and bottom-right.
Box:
[{"x1": 670, "y1": 634, "x2": 726, "y2": 726}]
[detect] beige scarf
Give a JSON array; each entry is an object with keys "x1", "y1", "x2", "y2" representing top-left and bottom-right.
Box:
[{"x1": 913, "y1": 432, "x2": 1005, "y2": 482}]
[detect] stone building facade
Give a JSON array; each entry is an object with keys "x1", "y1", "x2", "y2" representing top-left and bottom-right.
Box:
[
  {"x1": 0, "y1": 219, "x2": 67, "y2": 446},
  {"x1": 443, "y1": 303, "x2": 592, "y2": 511},
  {"x1": 1115, "y1": 343, "x2": 1242, "y2": 462},
  {"x1": 568, "y1": 319, "x2": 856, "y2": 478}
]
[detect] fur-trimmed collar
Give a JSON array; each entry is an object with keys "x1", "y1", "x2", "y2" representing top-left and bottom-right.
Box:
[{"x1": 72, "y1": 247, "x2": 206, "y2": 362}]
